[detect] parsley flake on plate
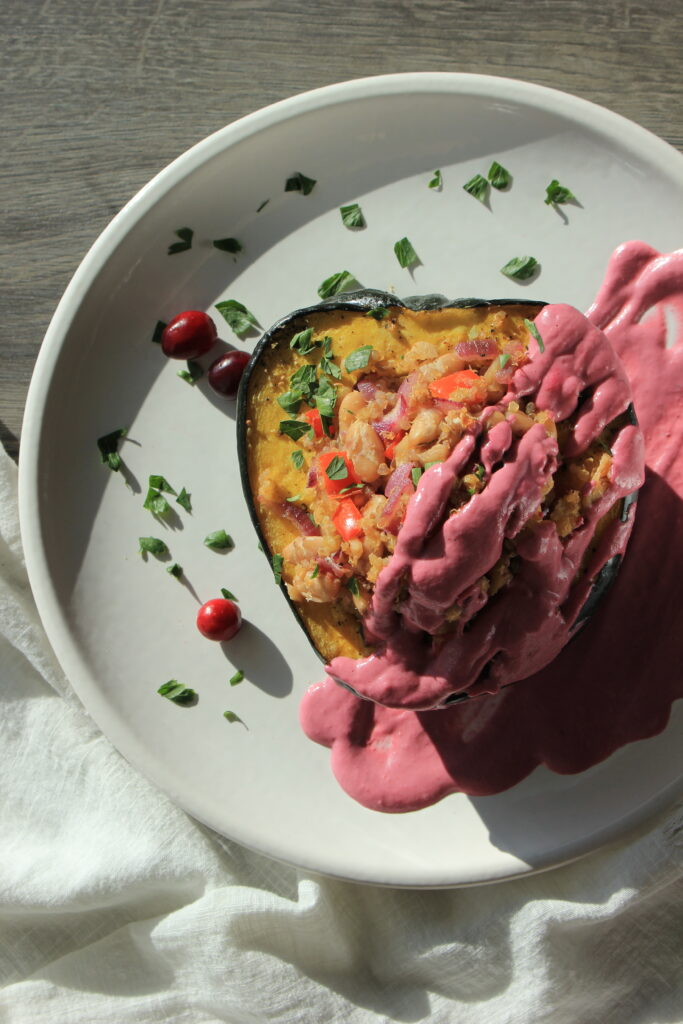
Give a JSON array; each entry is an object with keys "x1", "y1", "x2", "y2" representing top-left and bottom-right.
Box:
[
  {"x1": 545, "y1": 179, "x2": 576, "y2": 205},
  {"x1": 148, "y1": 475, "x2": 176, "y2": 494},
  {"x1": 272, "y1": 553, "x2": 284, "y2": 585},
  {"x1": 463, "y1": 174, "x2": 489, "y2": 202},
  {"x1": 166, "y1": 562, "x2": 183, "y2": 578},
  {"x1": 158, "y1": 680, "x2": 196, "y2": 705},
  {"x1": 176, "y1": 487, "x2": 192, "y2": 513},
  {"x1": 97, "y1": 428, "x2": 127, "y2": 472},
  {"x1": 204, "y1": 530, "x2": 235, "y2": 551},
  {"x1": 317, "y1": 271, "x2": 360, "y2": 300},
  {"x1": 394, "y1": 237, "x2": 418, "y2": 269},
  {"x1": 340, "y1": 203, "x2": 366, "y2": 229},
  {"x1": 214, "y1": 300, "x2": 259, "y2": 338},
  {"x1": 178, "y1": 360, "x2": 204, "y2": 385},
  {"x1": 428, "y1": 169, "x2": 442, "y2": 189},
  {"x1": 285, "y1": 171, "x2": 316, "y2": 195},
  {"x1": 221, "y1": 587, "x2": 238, "y2": 601},
  {"x1": 138, "y1": 536, "x2": 169, "y2": 558},
  {"x1": 500, "y1": 256, "x2": 539, "y2": 281},
  {"x1": 229, "y1": 670, "x2": 244, "y2": 686},
  {"x1": 167, "y1": 227, "x2": 193, "y2": 255},
  {"x1": 212, "y1": 237, "x2": 242, "y2": 254},
  {"x1": 488, "y1": 161, "x2": 511, "y2": 190}
]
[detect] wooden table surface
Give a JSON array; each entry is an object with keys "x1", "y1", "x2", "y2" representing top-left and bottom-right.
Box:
[{"x1": 2, "y1": 0, "x2": 682, "y2": 462}]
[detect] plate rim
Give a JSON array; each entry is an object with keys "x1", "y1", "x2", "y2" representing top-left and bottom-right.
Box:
[{"x1": 18, "y1": 71, "x2": 683, "y2": 887}]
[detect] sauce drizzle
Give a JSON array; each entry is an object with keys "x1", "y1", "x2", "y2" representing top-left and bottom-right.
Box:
[{"x1": 300, "y1": 242, "x2": 683, "y2": 812}]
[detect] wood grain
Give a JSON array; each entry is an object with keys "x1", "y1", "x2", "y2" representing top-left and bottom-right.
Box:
[{"x1": 2, "y1": 0, "x2": 682, "y2": 461}]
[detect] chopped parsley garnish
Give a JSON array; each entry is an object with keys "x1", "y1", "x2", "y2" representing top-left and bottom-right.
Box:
[
  {"x1": 214, "y1": 299, "x2": 258, "y2": 338},
  {"x1": 428, "y1": 169, "x2": 442, "y2": 189},
  {"x1": 279, "y1": 420, "x2": 312, "y2": 441},
  {"x1": 285, "y1": 171, "x2": 316, "y2": 195},
  {"x1": 314, "y1": 376, "x2": 337, "y2": 419},
  {"x1": 152, "y1": 320, "x2": 166, "y2": 344},
  {"x1": 394, "y1": 236, "x2": 418, "y2": 269},
  {"x1": 158, "y1": 680, "x2": 196, "y2": 704},
  {"x1": 97, "y1": 428, "x2": 127, "y2": 472},
  {"x1": 167, "y1": 227, "x2": 193, "y2": 255},
  {"x1": 310, "y1": 565, "x2": 319, "y2": 579},
  {"x1": 545, "y1": 179, "x2": 576, "y2": 205},
  {"x1": 176, "y1": 487, "x2": 192, "y2": 513},
  {"x1": 166, "y1": 562, "x2": 183, "y2": 578},
  {"x1": 344, "y1": 345, "x2": 373, "y2": 373},
  {"x1": 178, "y1": 360, "x2": 203, "y2": 385},
  {"x1": 339, "y1": 482, "x2": 363, "y2": 494},
  {"x1": 474, "y1": 463, "x2": 485, "y2": 480},
  {"x1": 229, "y1": 670, "x2": 244, "y2": 686},
  {"x1": 272, "y1": 553, "x2": 284, "y2": 585},
  {"x1": 138, "y1": 536, "x2": 169, "y2": 558},
  {"x1": 347, "y1": 577, "x2": 360, "y2": 596},
  {"x1": 340, "y1": 203, "x2": 366, "y2": 229},
  {"x1": 143, "y1": 487, "x2": 171, "y2": 517},
  {"x1": 524, "y1": 318, "x2": 545, "y2": 353},
  {"x1": 325, "y1": 455, "x2": 348, "y2": 481},
  {"x1": 204, "y1": 530, "x2": 235, "y2": 551},
  {"x1": 290, "y1": 364, "x2": 318, "y2": 392},
  {"x1": 277, "y1": 389, "x2": 304, "y2": 415},
  {"x1": 212, "y1": 237, "x2": 242, "y2": 253},
  {"x1": 411, "y1": 466, "x2": 423, "y2": 488},
  {"x1": 320, "y1": 355, "x2": 341, "y2": 380},
  {"x1": 499, "y1": 353, "x2": 511, "y2": 369},
  {"x1": 223, "y1": 710, "x2": 244, "y2": 724},
  {"x1": 290, "y1": 327, "x2": 316, "y2": 354},
  {"x1": 463, "y1": 174, "x2": 489, "y2": 202},
  {"x1": 366, "y1": 307, "x2": 389, "y2": 320},
  {"x1": 149, "y1": 475, "x2": 176, "y2": 494},
  {"x1": 291, "y1": 450, "x2": 305, "y2": 470},
  {"x1": 500, "y1": 256, "x2": 539, "y2": 281},
  {"x1": 317, "y1": 271, "x2": 359, "y2": 300},
  {"x1": 488, "y1": 161, "x2": 511, "y2": 190},
  {"x1": 256, "y1": 199, "x2": 270, "y2": 213},
  {"x1": 221, "y1": 587, "x2": 238, "y2": 601}
]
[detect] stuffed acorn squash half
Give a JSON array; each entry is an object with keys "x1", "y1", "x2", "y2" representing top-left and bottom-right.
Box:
[{"x1": 236, "y1": 290, "x2": 644, "y2": 709}]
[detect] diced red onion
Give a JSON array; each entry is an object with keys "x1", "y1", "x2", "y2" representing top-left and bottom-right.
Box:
[
  {"x1": 432, "y1": 398, "x2": 463, "y2": 413},
  {"x1": 373, "y1": 394, "x2": 407, "y2": 440},
  {"x1": 456, "y1": 337, "x2": 498, "y2": 361},
  {"x1": 306, "y1": 465, "x2": 318, "y2": 488},
  {"x1": 318, "y1": 555, "x2": 347, "y2": 578},
  {"x1": 380, "y1": 462, "x2": 415, "y2": 533},
  {"x1": 279, "y1": 502, "x2": 320, "y2": 536},
  {"x1": 356, "y1": 380, "x2": 377, "y2": 399}
]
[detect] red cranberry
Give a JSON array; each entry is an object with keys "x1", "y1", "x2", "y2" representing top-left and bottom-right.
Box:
[
  {"x1": 196, "y1": 598, "x2": 242, "y2": 642},
  {"x1": 161, "y1": 311, "x2": 218, "y2": 360},
  {"x1": 208, "y1": 350, "x2": 251, "y2": 398}
]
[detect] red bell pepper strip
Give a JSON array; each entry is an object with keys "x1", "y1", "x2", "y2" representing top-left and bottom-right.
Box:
[
  {"x1": 383, "y1": 430, "x2": 406, "y2": 462},
  {"x1": 318, "y1": 450, "x2": 360, "y2": 496},
  {"x1": 332, "y1": 498, "x2": 364, "y2": 540},
  {"x1": 302, "y1": 408, "x2": 336, "y2": 438},
  {"x1": 428, "y1": 369, "x2": 486, "y2": 403}
]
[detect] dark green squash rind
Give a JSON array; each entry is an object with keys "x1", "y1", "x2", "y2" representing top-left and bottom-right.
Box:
[{"x1": 236, "y1": 290, "x2": 637, "y2": 695}]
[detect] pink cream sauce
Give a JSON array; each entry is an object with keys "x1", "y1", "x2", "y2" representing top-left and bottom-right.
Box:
[{"x1": 300, "y1": 241, "x2": 683, "y2": 812}]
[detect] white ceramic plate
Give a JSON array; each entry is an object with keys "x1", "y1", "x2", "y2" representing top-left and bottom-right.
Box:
[{"x1": 19, "y1": 73, "x2": 683, "y2": 887}]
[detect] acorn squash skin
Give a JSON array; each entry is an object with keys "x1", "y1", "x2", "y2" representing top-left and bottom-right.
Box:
[{"x1": 236, "y1": 290, "x2": 636, "y2": 692}]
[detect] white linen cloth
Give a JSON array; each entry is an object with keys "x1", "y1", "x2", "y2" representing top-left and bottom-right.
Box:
[{"x1": 1, "y1": 442, "x2": 681, "y2": 1024}]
